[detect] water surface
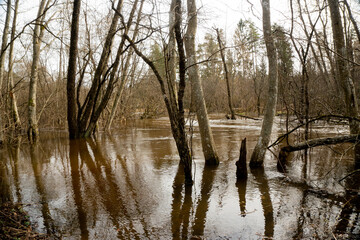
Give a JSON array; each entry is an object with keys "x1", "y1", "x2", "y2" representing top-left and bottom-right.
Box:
[{"x1": 0, "y1": 117, "x2": 359, "y2": 239}]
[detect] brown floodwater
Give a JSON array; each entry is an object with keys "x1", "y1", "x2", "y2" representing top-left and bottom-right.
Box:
[{"x1": 0, "y1": 117, "x2": 359, "y2": 239}]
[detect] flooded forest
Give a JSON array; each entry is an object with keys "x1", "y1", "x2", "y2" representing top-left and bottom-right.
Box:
[{"x1": 0, "y1": 0, "x2": 360, "y2": 239}]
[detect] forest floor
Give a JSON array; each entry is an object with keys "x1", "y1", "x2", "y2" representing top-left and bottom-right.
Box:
[{"x1": 0, "y1": 202, "x2": 50, "y2": 239}]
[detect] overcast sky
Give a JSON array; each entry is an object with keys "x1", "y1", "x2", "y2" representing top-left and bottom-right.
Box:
[{"x1": 197, "y1": 0, "x2": 289, "y2": 41}]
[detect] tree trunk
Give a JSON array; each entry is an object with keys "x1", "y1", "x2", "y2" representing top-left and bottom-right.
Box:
[
  {"x1": 328, "y1": 0, "x2": 360, "y2": 166},
  {"x1": 0, "y1": 0, "x2": 11, "y2": 90},
  {"x1": 123, "y1": 0, "x2": 193, "y2": 185},
  {"x1": 328, "y1": 0, "x2": 359, "y2": 134},
  {"x1": 0, "y1": 0, "x2": 12, "y2": 145},
  {"x1": 166, "y1": 0, "x2": 178, "y2": 108},
  {"x1": 28, "y1": 0, "x2": 50, "y2": 143},
  {"x1": 216, "y1": 28, "x2": 236, "y2": 120},
  {"x1": 250, "y1": 0, "x2": 278, "y2": 168},
  {"x1": 67, "y1": 0, "x2": 81, "y2": 139},
  {"x1": 7, "y1": 0, "x2": 21, "y2": 133},
  {"x1": 106, "y1": 0, "x2": 144, "y2": 130},
  {"x1": 77, "y1": 0, "x2": 123, "y2": 137},
  {"x1": 185, "y1": 0, "x2": 219, "y2": 165},
  {"x1": 106, "y1": 0, "x2": 144, "y2": 131},
  {"x1": 236, "y1": 138, "x2": 247, "y2": 180}
]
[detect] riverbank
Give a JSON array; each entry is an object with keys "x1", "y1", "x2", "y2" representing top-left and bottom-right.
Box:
[{"x1": 0, "y1": 202, "x2": 49, "y2": 239}]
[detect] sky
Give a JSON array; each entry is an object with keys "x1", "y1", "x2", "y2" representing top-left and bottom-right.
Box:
[{"x1": 196, "y1": 0, "x2": 289, "y2": 41}]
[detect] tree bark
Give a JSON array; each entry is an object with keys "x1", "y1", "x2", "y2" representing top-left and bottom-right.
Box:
[
  {"x1": 28, "y1": 0, "x2": 49, "y2": 143},
  {"x1": 185, "y1": 0, "x2": 219, "y2": 165},
  {"x1": 7, "y1": 0, "x2": 21, "y2": 133},
  {"x1": 67, "y1": 0, "x2": 81, "y2": 139},
  {"x1": 328, "y1": 0, "x2": 360, "y2": 166},
  {"x1": 123, "y1": 0, "x2": 193, "y2": 185},
  {"x1": 328, "y1": 0, "x2": 359, "y2": 135},
  {"x1": 0, "y1": 0, "x2": 12, "y2": 145},
  {"x1": 106, "y1": 0, "x2": 144, "y2": 130},
  {"x1": 236, "y1": 138, "x2": 247, "y2": 180},
  {"x1": 77, "y1": 0, "x2": 123, "y2": 137},
  {"x1": 216, "y1": 28, "x2": 236, "y2": 120},
  {"x1": 250, "y1": 0, "x2": 278, "y2": 168}
]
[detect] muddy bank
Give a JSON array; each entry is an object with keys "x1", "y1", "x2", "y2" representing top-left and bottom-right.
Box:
[{"x1": 0, "y1": 202, "x2": 49, "y2": 239}]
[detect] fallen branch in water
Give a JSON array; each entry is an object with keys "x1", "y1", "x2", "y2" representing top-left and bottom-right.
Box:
[
  {"x1": 278, "y1": 134, "x2": 360, "y2": 162},
  {"x1": 225, "y1": 113, "x2": 261, "y2": 121},
  {"x1": 269, "y1": 115, "x2": 360, "y2": 149}
]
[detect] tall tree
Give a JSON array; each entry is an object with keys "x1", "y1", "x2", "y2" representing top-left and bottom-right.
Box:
[
  {"x1": 67, "y1": 0, "x2": 81, "y2": 139},
  {"x1": 106, "y1": 0, "x2": 145, "y2": 130},
  {"x1": 0, "y1": 0, "x2": 12, "y2": 144},
  {"x1": 185, "y1": 0, "x2": 219, "y2": 165},
  {"x1": 28, "y1": 0, "x2": 52, "y2": 142},
  {"x1": 7, "y1": 0, "x2": 21, "y2": 133},
  {"x1": 216, "y1": 28, "x2": 236, "y2": 120},
  {"x1": 328, "y1": 0, "x2": 360, "y2": 164},
  {"x1": 249, "y1": 0, "x2": 278, "y2": 168},
  {"x1": 124, "y1": 0, "x2": 193, "y2": 185}
]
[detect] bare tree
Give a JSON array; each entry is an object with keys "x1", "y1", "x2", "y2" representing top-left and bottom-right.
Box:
[
  {"x1": 0, "y1": 0, "x2": 12, "y2": 144},
  {"x1": 124, "y1": 0, "x2": 193, "y2": 185},
  {"x1": 249, "y1": 0, "x2": 278, "y2": 168},
  {"x1": 328, "y1": 0, "x2": 360, "y2": 164},
  {"x1": 7, "y1": 0, "x2": 21, "y2": 133},
  {"x1": 185, "y1": 0, "x2": 219, "y2": 165},
  {"x1": 67, "y1": 0, "x2": 81, "y2": 139},
  {"x1": 28, "y1": 0, "x2": 53, "y2": 142},
  {"x1": 106, "y1": 0, "x2": 144, "y2": 131},
  {"x1": 216, "y1": 28, "x2": 236, "y2": 120}
]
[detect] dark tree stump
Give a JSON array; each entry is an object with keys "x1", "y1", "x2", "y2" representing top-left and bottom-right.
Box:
[{"x1": 236, "y1": 138, "x2": 248, "y2": 180}]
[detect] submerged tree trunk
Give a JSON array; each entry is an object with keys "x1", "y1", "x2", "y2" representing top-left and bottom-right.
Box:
[
  {"x1": 123, "y1": 0, "x2": 193, "y2": 185},
  {"x1": 216, "y1": 28, "x2": 235, "y2": 120},
  {"x1": 7, "y1": 0, "x2": 21, "y2": 133},
  {"x1": 185, "y1": 0, "x2": 219, "y2": 165},
  {"x1": 250, "y1": 0, "x2": 278, "y2": 168},
  {"x1": 236, "y1": 138, "x2": 248, "y2": 180}
]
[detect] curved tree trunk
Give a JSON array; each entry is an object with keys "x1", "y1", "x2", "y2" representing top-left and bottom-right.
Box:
[
  {"x1": 250, "y1": 0, "x2": 278, "y2": 168},
  {"x1": 122, "y1": 0, "x2": 193, "y2": 185},
  {"x1": 184, "y1": 0, "x2": 219, "y2": 165}
]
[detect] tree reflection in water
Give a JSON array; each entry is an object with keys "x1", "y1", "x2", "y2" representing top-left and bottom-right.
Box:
[
  {"x1": 29, "y1": 143, "x2": 56, "y2": 235},
  {"x1": 0, "y1": 119, "x2": 359, "y2": 238},
  {"x1": 69, "y1": 140, "x2": 89, "y2": 239},
  {"x1": 251, "y1": 167, "x2": 274, "y2": 238}
]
